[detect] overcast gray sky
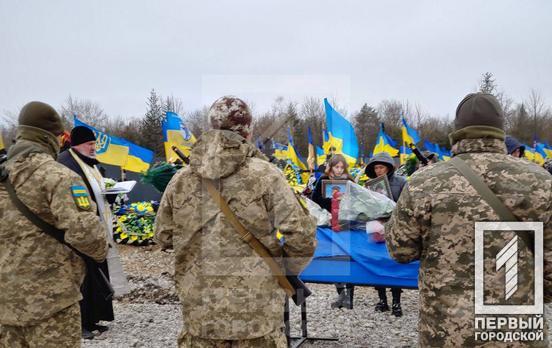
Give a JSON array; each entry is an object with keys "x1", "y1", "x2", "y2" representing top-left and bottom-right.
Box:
[{"x1": 1, "y1": 0, "x2": 551, "y2": 121}]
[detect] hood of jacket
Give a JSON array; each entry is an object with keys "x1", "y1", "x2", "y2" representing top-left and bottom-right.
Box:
[
  {"x1": 504, "y1": 135, "x2": 525, "y2": 155},
  {"x1": 7, "y1": 125, "x2": 59, "y2": 163},
  {"x1": 189, "y1": 129, "x2": 267, "y2": 180},
  {"x1": 365, "y1": 152, "x2": 396, "y2": 179}
]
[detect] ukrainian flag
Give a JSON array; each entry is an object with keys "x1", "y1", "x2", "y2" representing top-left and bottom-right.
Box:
[
  {"x1": 74, "y1": 117, "x2": 129, "y2": 166},
  {"x1": 401, "y1": 118, "x2": 421, "y2": 146},
  {"x1": 272, "y1": 141, "x2": 289, "y2": 161},
  {"x1": 534, "y1": 143, "x2": 546, "y2": 165},
  {"x1": 287, "y1": 129, "x2": 310, "y2": 183},
  {"x1": 316, "y1": 146, "x2": 325, "y2": 168},
  {"x1": 123, "y1": 142, "x2": 154, "y2": 173},
  {"x1": 543, "y1": 143, "x2": 552, "y2": 159},
  {"x1": 373, "y1": 125, "x2": 399, "y2": 157},
  {"x1": 399, "y1": 145, "x2": 413, "y2": 164},
  {"x1": 324, "y1": 98, "x2": 359, "y2": 166},
  {"x1": 524, "y1": 145, "x2": 536, "y2": 162},
  {"x1": 162, "y1": 112, "x2": 196, "y2": 163}
]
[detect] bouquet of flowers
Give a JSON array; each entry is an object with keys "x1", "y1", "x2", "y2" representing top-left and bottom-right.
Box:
[
  {"x1": 104, "y1": 177, "x2": 116, "y2": 190},
  {"x1": 113, "y1": 201, "x2": 159, "y2": 245}
]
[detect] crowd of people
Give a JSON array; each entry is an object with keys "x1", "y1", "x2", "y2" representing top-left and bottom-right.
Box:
[{"x1": 0, "y1": 92, "x2": 550, "y2": 348}]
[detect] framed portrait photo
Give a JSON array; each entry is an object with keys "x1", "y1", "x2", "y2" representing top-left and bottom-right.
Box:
[
  {"x1": 365, "y1": 175, "x2": 393, "y2": 200},
  {"x1": 321, "y1": 180, "x2": 349, "y2": 199}
]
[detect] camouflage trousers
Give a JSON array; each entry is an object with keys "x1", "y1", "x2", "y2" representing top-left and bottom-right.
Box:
[
  {"x1": 178, "y1": 329, "x2": 287, "y2": 348},
  {"x1": 0, "y1": 303, "x2": 81, "y2": 348}
]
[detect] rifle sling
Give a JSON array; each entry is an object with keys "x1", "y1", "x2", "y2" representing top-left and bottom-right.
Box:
[
  {"x1": 202, "y1": 178, "x2": 295, "y2": 297},
  {"x1": 450, "y1": 156, "x2": 534, "y2": 254},
  {"x1": 1, "y1": 173, "x2": 88, "y2": 258}
]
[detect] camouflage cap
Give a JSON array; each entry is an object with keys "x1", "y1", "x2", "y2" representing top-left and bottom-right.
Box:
[{"x1": 208, "y1": 96, "x2": 252, "y2": 138}]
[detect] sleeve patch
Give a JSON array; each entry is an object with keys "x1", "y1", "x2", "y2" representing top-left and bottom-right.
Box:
[{"x1": 71, "y1": 185, "x2": 91, "y2": 211}]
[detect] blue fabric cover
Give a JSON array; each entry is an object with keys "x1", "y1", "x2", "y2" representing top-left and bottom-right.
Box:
[{"x1": 300, "y1": 227, "x2": 419, "y2": 288}]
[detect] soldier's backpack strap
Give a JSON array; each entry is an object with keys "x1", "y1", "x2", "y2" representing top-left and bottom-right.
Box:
[
  {"x1": 202, "y1": 178, "x2": 312, "y2": 306},
  {"x1": 450, "y1": 156, "x2": 534, "y2": 254}
]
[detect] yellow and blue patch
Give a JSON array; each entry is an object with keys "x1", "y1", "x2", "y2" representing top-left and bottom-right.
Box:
[{"x1": 71, "y1": 185, "x2": 91, "y2": 211}]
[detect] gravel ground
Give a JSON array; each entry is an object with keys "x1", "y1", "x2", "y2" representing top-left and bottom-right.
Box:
[{"x1": 83, "y1": 244, "x2": 552, "y2": 348}]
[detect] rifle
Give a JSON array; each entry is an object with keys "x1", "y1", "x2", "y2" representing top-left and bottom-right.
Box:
[
  {"x1": 171, "y1": 146, "x2": 190, "y2": 164},
  {"x1": 407, "y1": 143, "x2": 429, "y2": 166}
]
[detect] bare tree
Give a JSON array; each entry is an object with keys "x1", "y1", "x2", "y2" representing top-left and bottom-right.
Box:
[{"x1": 59, "y1": 95, "x2": 108, "y2": 129}]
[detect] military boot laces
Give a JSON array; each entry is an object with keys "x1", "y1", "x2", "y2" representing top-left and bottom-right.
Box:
[
  {"x1": 374, "y1": 299, "x2": 389, "y2": 312},
  {"x1": 392, "y1": 302, "x2": 403, "y2": 317}
]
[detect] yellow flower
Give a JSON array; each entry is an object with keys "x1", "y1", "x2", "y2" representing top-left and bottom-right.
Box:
[
  {"x1": 118, "y1": 216, "x2": 127, "y2": 222},
  {"x1": 146, "y1": 206, "x2": 153, "y2": 212},
  {"x1": 130, "y1": 235, "x2": 138, "y2": 241},
  {"x1": 120, "y1": 232, "x2": 128, "y2": 239},
  {"x1": 116, "y1": 226, "x2": 122, "y2": 232}
]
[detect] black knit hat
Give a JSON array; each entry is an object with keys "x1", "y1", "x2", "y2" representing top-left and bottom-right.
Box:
[
  {"x1": 70, "y1": 126, "x2": 96, "y2": 146},
  {"x1": 18, "y1": 101, "x2": 64, "y2": 136},
  {"x1": 455, "y1": 93, "x2": 504, "y2": 131}
]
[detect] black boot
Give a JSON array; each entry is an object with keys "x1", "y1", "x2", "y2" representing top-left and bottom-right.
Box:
[
  {"x1": 392, "y1": 302, "x2": 403, "y2": 317},
  {"x1": 375, "y1": 299, "x2": 389, "y2": 312},
  {"x1": 82, "y1": 328, "x2": 95, "y2": 340},
  {"x1": 375, "y1": 287, "x2": 389, "y2": 312},
  {"x1": 342, "y1": 287, "x2": 353, "y2": 309}
]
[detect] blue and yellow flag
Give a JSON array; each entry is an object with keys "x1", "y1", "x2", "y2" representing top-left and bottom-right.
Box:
[
  {"x1": 543, "y1": 143, "x2": 552, "y2": 159},
  {"x1": 122, "y1": 142, "x2": 154, "y2": 173},
  {"x1": 399, "y1": 145, "x2": 413, "y2": 164},
  {"x1": 74, "y1": 117, "x2": 129, "y2": 166},
  {"x1": 524, "y1": 145, "x2": 536, "y2": 162},
  {"x1": 324, "y1": 98, "x2": 359, "y2": 166},
  {"x1": 287, "y1": 129, "x2": 309, "y2": 183},
  {"x1": 423, "y1": 140, "x2": 451, "y2": 161},
  {"x1": 373, "y1": 126, "x2": 399, "y2": 157},
  {"x1": 316, "y1": 146, "x2": 325, "y2": 167},
  {"x1": 401, "y1": 118, "x2": 420, "y2": 146},
  {"x1": 272, "y1": 141, "x2": 289, "y2": 160},
  {"x1": 534, "y1": 143, "x2": 546, "y2": 165},
  {"x1": 162, "y1": 112, "x2": 196, "y2": 163}
]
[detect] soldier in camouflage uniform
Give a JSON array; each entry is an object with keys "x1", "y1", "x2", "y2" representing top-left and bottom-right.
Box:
[
  {"x1": 0, "y1": 101, "x2": 109, "y2": 348},
  {"x1": 386, "y1": 93, "x2": 551, "y2": 347},
  {"x1": 155, "y1": 96, "x2": 317, "y2": 348}
]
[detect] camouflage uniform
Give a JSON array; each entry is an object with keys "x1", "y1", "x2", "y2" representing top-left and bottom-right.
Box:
[
  {"x1": 0, "y1": 121, "x2": 108, "y2": 347},
  {"x1": 155, "y1": 129, "x2": 317, "y2": 347},
  {"x1": 386, "y1": 135, "x2": 552, "y2": 347}
]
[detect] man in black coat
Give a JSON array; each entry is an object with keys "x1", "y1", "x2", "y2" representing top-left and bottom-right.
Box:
[{"x1": 58, "y1": 126, "x2": 114, "y2": 339}]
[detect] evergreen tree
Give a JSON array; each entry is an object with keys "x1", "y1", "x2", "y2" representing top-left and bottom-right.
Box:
[
  {"x1": 353, "y1": 103, "x2": 379, "y2": 158},
  {"x1": 479, "y1": 72, "x2": 497, "y2": 95},
  {"x1": 140, "y1": 89, "x2": 165, "y2": 157}
]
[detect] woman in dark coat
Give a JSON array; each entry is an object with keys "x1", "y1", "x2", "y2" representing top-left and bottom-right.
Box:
[
  {"x1": 58, "y1": 127, "x2": 114, "y2": 338},
  {"x1": 364, "y1": 152, "x2": 407, "y2": 317},
  {"x1": 311, "y1": 154, "x2": 355, "y2": 309}
]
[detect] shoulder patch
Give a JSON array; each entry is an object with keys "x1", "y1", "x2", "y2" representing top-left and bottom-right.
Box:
[{"x1": 71, "y1": 185, "x2": 91, "y2": 211}]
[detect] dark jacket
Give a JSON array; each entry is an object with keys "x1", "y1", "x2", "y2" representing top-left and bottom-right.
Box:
[
  {"x1": 311, "y1": 174, "x2": 354, "y2": 212},
  {"x1": 365, "y1": 152, "x2": 407, "y2": 202},
  {"x1": 57, "y1": 148, "x2": 114, "y2": 326}
]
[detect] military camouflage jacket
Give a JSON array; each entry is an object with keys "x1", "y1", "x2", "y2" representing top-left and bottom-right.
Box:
[
  {"x1": 386, "y1": 137, "x2": 551, "y2": 347},
  {"x1": 155, "y1": 129, "x2": 317, "y2": 340},
  {"x1": 0, "y1": 130, "x2": 108, "y2": 325}
]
